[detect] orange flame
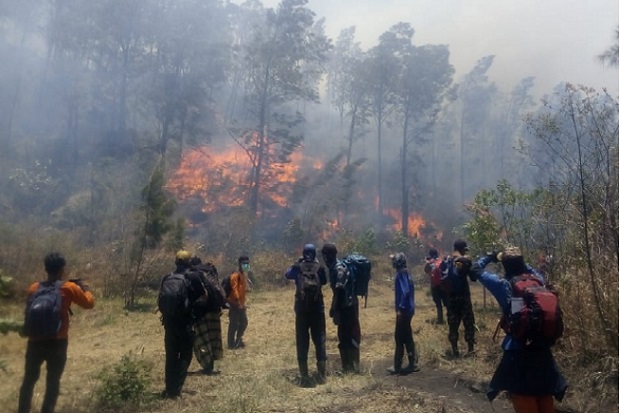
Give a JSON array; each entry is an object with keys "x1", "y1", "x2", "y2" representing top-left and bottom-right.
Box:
[
  {"x1": 385, "y1": 208, "x2": 426, "y2": 238},
  {"x1": 167, "y1": 144, "x2": 321, "y2": 213}
]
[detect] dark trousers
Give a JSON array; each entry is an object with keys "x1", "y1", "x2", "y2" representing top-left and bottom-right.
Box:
[
  {"x1": 446, "y1": 294, "x2": 476, "y2": 345},
  {"x1": 228, "y1": 306, "x2": 248, "y2": 348},
  {"x1": 164, "y1": 324, "x2": 194, "y2": 397},
  {"x1": 337, "y1": 304, "x2": 361, "y2": 351},
  {"x1": 18, "y1": 339, "x2": 68, "y2": 413},
  {"x1": 431, "y1": 286, "x2": 447, "y2": 321},
  {"x1": 394, "y1": 313, "x2": 417, "y2": 368},
  {"x1": 295, "y1": 306, "x2": 327, "y2": 363}
]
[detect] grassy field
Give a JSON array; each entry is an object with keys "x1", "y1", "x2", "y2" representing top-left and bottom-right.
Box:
[{"x1": 0, "y1": 270, "x2": 610, "y2": 413}]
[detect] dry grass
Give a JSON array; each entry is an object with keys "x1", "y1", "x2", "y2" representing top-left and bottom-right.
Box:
[{"x1": 0, "y1": 268, "x2": 615, "y2": 413}]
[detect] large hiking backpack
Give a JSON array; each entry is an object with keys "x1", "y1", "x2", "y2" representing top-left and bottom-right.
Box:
[
  {"x1": 23, "y1": 280, "x2": 64, "y2": 338},
  {"x1": 342, "y1": 254, "x2": 372, "y2": 307},
  {"x1": 501, "y1": 274, "x2": 564, "y2": 346},
  {"x1": 158, "y1": 271, "x2": 190, "y2": 318}
]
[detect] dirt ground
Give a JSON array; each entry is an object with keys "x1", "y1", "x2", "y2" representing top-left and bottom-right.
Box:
[{"x1": 0, "y1": 276, "x2": 600, "y2": 413}]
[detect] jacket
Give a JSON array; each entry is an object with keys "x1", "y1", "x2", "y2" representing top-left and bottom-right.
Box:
[
  {"x1": 394, "y1": 268, "x2": 415, "y2": 317},
  {"x1": 26, "y1": 279, "x2": 95, "y2": 340},
  {"x1": 227, "y1": 270, "x2": 248, "y2": 308}
]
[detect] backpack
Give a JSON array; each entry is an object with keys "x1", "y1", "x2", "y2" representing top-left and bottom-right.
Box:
[
  {"x1": 428, "y1": 258, "x2": 443, "y2": 287},
  {"x1": 158, "y1": 271, "x2": 190, "y2": 318},
  {"x1": 501, "y1": 274, "x2": 564, "y2": 346},
  {"x1": 23, "y1": 280, "x2": 64, "y2": 338},
  {"x1": 342, "y1": 254, "x2": 372, "y2": 307},
  {"x1": 299, "y1": 260, "x2": 321, "y2": 297},
  {"x1": 440, "y1": 256, "x2": 470, "y2": 294}
]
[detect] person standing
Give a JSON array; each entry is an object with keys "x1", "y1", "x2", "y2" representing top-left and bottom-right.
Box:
[
  {"x1": 424, "y1": 248, "x2": 447, "y2": 324},
  {"x1": 321, "y1": 242, "x2": 361, "y2": 374},
  {"x1": 442, "y1": 239, "x2": 475, "y2": 357},
  {"x1": 191, "y1": 257, "x2": 226, "y2": 375},
  {"x1": 387, "y1": 252, "x2": 420, "y2": 375},
  {"x1": 158, "y1": 250, "x2": 206, "y2": 399},
  {"x1": 285, "y1": 244, "x2": 328, "y2": 386},
  {"x1": 227, "y1": 256, "x2": 250, "y2": 349},
  {"x1": 18, "y1": 252, "x2": 95, "y2": 413},
  {"x1": 469, "y1": 247, "x2": 567, "y2": 413}
]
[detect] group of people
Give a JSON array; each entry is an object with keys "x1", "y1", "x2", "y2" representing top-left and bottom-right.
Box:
[
  {"x1": 17, "y1": 240, "x2": 567, "y2": 413},
  {"x1": 158, "y1": 251, "x2": 251, "y2": 399}
]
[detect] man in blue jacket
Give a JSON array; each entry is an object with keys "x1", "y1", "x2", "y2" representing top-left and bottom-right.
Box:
[
  {"x1": 386, "y1": 252, "x2": 420, "y2": 375},
  {"x1": 285, "y1": 244, "x2": 328, "y2": 386},
  {"x1": 469, "y1": 246, "x2": 567, "y2": 413}
]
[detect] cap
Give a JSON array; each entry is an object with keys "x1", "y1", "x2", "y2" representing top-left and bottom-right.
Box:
[{"x1": 454, "y1": 239, "x2": 469, "y2": 252}]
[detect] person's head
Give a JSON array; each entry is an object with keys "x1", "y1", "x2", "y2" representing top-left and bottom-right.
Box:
[
  {"x1": 302, "y1": 244, "x2": 317, "y2": 261},
  {"x1": 321, "y1": 242, "x2": 338, "y2": 266},
  {"x1": 498, "y1": 246, "x2": 526, "y2": 278},
  {"x1": 390, "y1": 252, "x2": 407, "y2": 270},
  {"x1": 453, "y1": 239, "x2": 469, "y2": 255},
  {"x1": 190, "y1": 256, "x2": 202, "y2": 267},
  {"x1": 238, "y1": 255, "x2": 250, "y2": 272},
  {"x1": 175, "y1": 250, "x2": 192, "y2": 267},
  {"x1": 44, "y1": 252, "x2": 66, "y2": 280},
  {"x1": 427, "y1": 248, "x2": 439, "y2": 260}
]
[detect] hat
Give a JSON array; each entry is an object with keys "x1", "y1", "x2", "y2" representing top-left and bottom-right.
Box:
[
  {"x1": 453, "y1": 239, "x2": 469, "y2": 252},
  {"x1": 175, "y1": 250, "x2": 192, "y2": 265},
  {"x1": 426, "y1": 248, "x2": 439, "y2": 259}
]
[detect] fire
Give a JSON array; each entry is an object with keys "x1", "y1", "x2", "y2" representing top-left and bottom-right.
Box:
[
  {"x1": 167, "y1": 144, "x2": 319, "y2": 213},
  {"x1": 385, "y1": 208, "x2": 426, "y2": 238}
]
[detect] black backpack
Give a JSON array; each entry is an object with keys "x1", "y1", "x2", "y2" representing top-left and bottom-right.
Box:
[
  {"x1": 342, "y1": 254, "x2": 372, "y2": 307},
  {"x1": 158, "y1": 271, "x2": 190, "y2": 318},
  {"x1": 221, "y1": 274, "x2": 232, "y2": 299},
  {"x1": 23, "y1": 280, "x2": 64, "y2": 338}
]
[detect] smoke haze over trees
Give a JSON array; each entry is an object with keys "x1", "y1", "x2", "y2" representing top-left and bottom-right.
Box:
[{"x1": 0, "y1": 0, "x2": 617, "y2": 259}]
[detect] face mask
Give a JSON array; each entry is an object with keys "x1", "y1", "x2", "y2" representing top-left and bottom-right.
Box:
[{"x1": 241, "y1": 263, "x2": 251, "y2": 272}]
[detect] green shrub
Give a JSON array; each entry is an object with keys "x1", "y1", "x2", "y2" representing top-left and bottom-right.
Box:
[{"x1": 96, "y1": 352, "x2": 154, "y2": 409}]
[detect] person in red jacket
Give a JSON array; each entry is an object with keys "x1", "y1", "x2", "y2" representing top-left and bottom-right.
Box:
[{"x1": 18, "y1": 252, "x2": 95, "y2": 413}]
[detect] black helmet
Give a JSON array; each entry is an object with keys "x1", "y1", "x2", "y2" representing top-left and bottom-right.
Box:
[
  {"x1": 390, "y1": 252, "x2": 407, "y2": 269},
  {"x1": 303, "y1": 244, "x2": 317, "y2": 260}
]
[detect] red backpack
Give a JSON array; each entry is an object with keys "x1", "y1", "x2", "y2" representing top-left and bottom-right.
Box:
[
  {"x1": 427, "y1": 258, "x2": 443, "y2": 288},
  {"x1": 501, "y1": 274, "x2": 564, "y2": 346}
]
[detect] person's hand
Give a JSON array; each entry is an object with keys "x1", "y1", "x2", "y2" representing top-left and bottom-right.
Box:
[
  {"x1": 486, "y1": 251, "x2": 500, "y2": 263},
  {"x1": 69, "y1": 278, "x2": 90, "y2": 292}
]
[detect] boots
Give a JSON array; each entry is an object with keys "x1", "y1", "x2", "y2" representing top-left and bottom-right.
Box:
[
  {"x1": 316, "y1": 360, "x2": 327, "y2": 384},
  {"x1": 450, "y1": 341, "x2": 460, "y2": 358},
  {"x1": 387, "y1": 346, "x2": 404, "y2": 375},
  {"x1": 436, "y1": 311, "x2": 444, "y2": 325},
  {"x1": 350, "y1": 348, "x2": 360, "y2": 374},
  {"x1": 400, "y1": 338, "x2": 420, "y2": 374},
  {"x1": 466, "y1": 341, "x2": 475, "y2": 356},
  {"x1": 298, "y1": 360, "x2": 311, "y2": 387}
]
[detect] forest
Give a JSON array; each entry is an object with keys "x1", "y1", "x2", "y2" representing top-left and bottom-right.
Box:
[{"x1": 0, "y1": 0, "x2": 618, "y2": 407}]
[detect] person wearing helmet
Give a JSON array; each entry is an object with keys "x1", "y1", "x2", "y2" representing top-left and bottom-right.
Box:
[
  {"x1": 159, "y1": 249, "x2": 206, "y2": 399},
  {"x1": 387, "y1": 252, "x2": 420, "y2": 375},
  {"x1": 321, "y1": 242, "x2": 362, "y2": 374},
  {"x1": 227, "y1": 255, "x2": 250, "y2": 349},
  {"x1": 285, "y1": 243, "x2": 328, "y2": 386}
]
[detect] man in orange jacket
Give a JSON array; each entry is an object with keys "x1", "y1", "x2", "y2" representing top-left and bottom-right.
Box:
[
  {"x1": 227, "y1": 256, "x2": 250, "y2": 349},
  {"x1": 18, "y1": 252, "x2": 95, "y2": 413}
]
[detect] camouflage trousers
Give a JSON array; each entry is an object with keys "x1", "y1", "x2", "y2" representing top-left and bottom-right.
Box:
[{"x1": 446, "y1": 294, "x2": 476, "y2": 345}]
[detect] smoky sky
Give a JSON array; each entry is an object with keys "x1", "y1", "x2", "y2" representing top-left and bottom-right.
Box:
[{"x1": 254, "y1": 0, "x2": 619, "y2": 98}]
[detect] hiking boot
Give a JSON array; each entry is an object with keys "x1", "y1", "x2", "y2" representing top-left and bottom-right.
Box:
[
  {"x1": 451, "y1": 342, "x2": 460, "y2": 358},
  {"x1": 316, "y1": 360, "x2": 327, "y2": 384},
  {"x1": 298, "y1": 361, "x2": 312, "y2": 387},
  {"x1": 236, "y1": 339, "x2": 246, "y2": 348},
  {"x1": 386, "y1": 366, "x2": 400, "y2": 375},
  {"x1": 467, "y1": 342, "x2": 475, "y2": 354}
]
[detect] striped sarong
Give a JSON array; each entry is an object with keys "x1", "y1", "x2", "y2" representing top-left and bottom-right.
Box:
[{"x1": 193, "y1": 311, "x2": 224, "y2": 369}]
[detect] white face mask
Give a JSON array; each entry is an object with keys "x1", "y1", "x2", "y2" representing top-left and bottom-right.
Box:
[{"x1": 241, "y1": 263, "x2": 251, "y2": 272}]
